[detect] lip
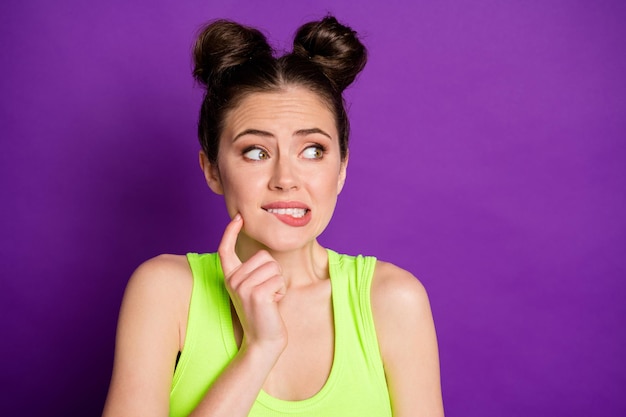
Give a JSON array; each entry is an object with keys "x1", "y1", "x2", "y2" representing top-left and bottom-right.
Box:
[
  {"x1": 262, "y1": 201, "x2": 312, "y2": 227},
  {"x1": 262, "y1": 201, "x2": 310, "y2": 210}
]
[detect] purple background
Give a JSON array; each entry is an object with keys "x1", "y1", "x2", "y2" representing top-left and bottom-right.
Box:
[{"x1": 1, "y1": 0, "x2": 625, "y2": 415}]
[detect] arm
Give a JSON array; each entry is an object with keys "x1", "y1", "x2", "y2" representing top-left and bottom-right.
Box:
[
  {"x1": 102, "y1": 254, "x2": 191, "y2": 417},
  {"x1": 186, "y1": 342, "x2": 281, "y2": 416},
  {"x1": 371, "y1": 262, "x2": 445, "y2": 417}
]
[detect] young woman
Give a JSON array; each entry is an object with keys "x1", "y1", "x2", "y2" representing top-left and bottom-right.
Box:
[{"x1": 103, "y1": 16, "x2": 444, "y2": 417}]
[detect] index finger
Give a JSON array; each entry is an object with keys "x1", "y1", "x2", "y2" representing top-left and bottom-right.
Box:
[{"x1": 218, "y1": 213, "x2": 243, "y2": 277}]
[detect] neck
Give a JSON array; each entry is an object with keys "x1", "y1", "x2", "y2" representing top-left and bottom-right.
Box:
[{"x1": 234, "y1": 235, "x2": 329, "y2": 289}]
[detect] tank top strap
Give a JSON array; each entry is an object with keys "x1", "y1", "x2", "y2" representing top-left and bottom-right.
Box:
[
  {"x1": 170, "y1": 253, "x2": 234, "y2": 416},
  {"x1": 327, "y1": 249, "x2": 385, "y2": 377}
]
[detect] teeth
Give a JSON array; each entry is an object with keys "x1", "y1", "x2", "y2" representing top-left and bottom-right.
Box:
[{"x1": 266, "y1": 208, "x2": 307, "y2": 218}]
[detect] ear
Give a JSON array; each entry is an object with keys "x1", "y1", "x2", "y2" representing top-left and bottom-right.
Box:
[
  {"x1": 199, "y1": 151, "x2": 224, "y2": 195},
  {"x1": 337, "y1": 151, "x2": 349, "y2": 195}
]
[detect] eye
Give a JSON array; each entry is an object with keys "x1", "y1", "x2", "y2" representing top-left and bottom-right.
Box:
[
  {"x1": 243, "y1": 147, "x2": 269, "y2": 161},
  {"x1": 302, "y1": 145, "x2": 325, "y2": 160}
]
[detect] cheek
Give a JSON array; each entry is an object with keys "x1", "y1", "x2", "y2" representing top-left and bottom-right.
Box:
[
  {"x1": 221, "y1": 175, "x2": 260, "y2": 209},
  {"x1": 311, "y1": 173, "x2": 343, "y2": 203},
  {"x1": 323, "y1": 167, "x2": 344, "y2": 191}
]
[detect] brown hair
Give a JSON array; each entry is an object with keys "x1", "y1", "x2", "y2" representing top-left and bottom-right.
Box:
[{"x1": 192, "y1": 16, "x2": 367, "y2": 164}]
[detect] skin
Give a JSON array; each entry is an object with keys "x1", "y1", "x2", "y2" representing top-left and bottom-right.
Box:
[{"x1": 102, "y1": 86, "x2": 444, "y2": 416}]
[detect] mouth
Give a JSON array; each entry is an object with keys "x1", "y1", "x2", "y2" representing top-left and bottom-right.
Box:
[
  {"x1": 263, "y1": 207, "x2": 309, "y2": 218},
  {"x1": 263, "y1": 207, "x2": 311, "y2": 219},
  {"x1": 261, "y1": 202, "x2": 312, "y2": 226}
]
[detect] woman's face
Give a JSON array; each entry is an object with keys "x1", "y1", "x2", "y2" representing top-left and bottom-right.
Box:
[{"x1": 202, "y1": 86, "x2": 348, "y2": 253}]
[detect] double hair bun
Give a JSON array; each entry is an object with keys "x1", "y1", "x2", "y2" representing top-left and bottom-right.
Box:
[{"x1": 193, "y1": 16, "x2": 367, "y2": 94}]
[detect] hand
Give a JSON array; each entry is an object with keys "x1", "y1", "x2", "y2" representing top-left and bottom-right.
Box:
[{"x1": 218, "y1": 214, "x2": 288, "y2": 354}]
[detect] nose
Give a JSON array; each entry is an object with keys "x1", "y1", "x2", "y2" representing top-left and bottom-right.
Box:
[{"x1": 269, "y1": 155, "x2": 299, "y2": 191}]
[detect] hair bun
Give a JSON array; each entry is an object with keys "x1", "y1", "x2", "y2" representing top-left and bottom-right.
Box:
[
  {"x1": 193, "y1": 19, "x2": 273, "y2": 89},
  {"x1": 293, "y1": 16, "x2": 367, "y2": 91}
]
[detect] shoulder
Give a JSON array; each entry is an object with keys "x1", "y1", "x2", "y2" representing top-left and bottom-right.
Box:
[
  {"x1": 103, "y1": 255, "x2": 194, "y2": 415},
  {"x1": 130, "y1": 253, "x2": 192, "y2": 280},
  {"x1": 125, "y1": 254, "x2": 192, "y2": 299},
  {"x1": 370, "y1": 260, "x2": 430, "y2": 317},
  {"x1": 120, "y1": 254, "x2": 194, "y2": 346},
  {"x1": 122, "y1": 253, "x2": 193, "y2": 315},
  {"x1": 370, "y1": 261, "x2": 444, "y2": 416},
  {"x1": 370, "y1": 260, "x2": 435, "y2": 359}
]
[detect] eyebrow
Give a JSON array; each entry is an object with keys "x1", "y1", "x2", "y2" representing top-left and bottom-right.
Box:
[
  {"x1": 232, "y1": 127, "x2": 333, "y2": 142},
  {"x1": 295, "y1": 128, "x2": 332, "y2": 139},
  {"x1": 233, "y1": 129, "x2": 273, "y2": 142}
]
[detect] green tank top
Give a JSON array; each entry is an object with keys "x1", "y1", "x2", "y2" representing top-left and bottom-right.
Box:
[{"x1": 169, "y1": 249, "x2": 392, "y2": 417}]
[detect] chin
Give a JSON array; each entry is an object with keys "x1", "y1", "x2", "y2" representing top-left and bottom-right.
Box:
[
  {"x1": 242, "y1": 227, "x2": 319, "y2": 254},
  {"x1": 259, "y1": 235, "x2": 316, "y2": 253}
]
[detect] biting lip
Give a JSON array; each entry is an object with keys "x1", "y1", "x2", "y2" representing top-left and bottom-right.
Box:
[
  {"x1": 261, "y1": 201, "x2": 310, "y2": 210},
  {"x1": 261, "y1": 201, "x2": 311, "y2": 222}
]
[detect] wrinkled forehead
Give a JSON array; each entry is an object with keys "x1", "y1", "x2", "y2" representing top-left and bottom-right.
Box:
[{"x1": 221, "y1": 87, "x2": 339, "y2": 138}]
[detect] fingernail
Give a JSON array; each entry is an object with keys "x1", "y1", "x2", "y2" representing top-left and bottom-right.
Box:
[{"x1": 234, "y1": 213, "x2": 242, "y2": 221}]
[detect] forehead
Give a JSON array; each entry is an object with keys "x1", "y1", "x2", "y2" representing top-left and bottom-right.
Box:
[{"x1": 223, "y1": 87, "x2": 338, "y2": 136}]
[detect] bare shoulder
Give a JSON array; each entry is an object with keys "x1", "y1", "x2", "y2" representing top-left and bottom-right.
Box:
[
  {"x1": 370, "y1": 260, "x2": 436, "y2": 365},
  {"x1": 127, "y1": 253, "x2": 192, "y2": 289},
  {"x1": 370, "y1": 260, "x2": 444, "y2": 416},
  {"x1": 103, "y1": 255, "x2": 193, "y2": 416},
  {"x1": 120, "y1": 254, "x2": 193, "y2": 349},
  {"x1": 371, "y1": 260, "x2": 431, "y2": 317}
]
